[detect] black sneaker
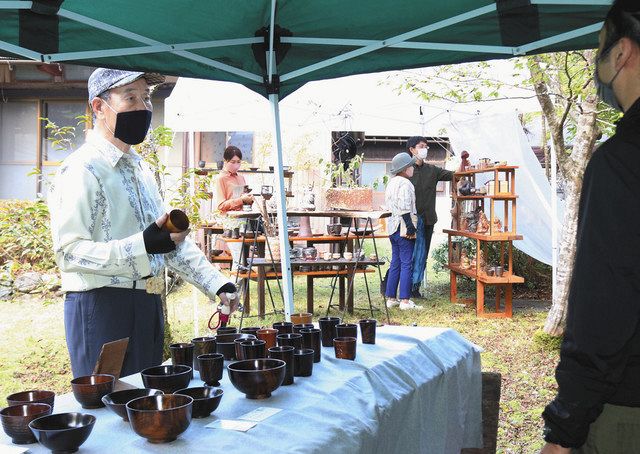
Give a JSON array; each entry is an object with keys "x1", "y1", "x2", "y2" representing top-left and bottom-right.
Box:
[{"x1": 411, "y1": 288, "x2": 423, "y2": 299}]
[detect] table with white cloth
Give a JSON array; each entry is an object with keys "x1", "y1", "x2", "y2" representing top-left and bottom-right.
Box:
[{"x1": 1, "y1": 326, "x2": 483, "y2": 454}]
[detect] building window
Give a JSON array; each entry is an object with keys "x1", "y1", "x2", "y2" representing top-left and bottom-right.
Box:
[
  {"x1": 41, "y1": 101, "x2": 87, "y2": 164},
  {"x1": 0, "y1": 101, "x2": 39, "y2": 199},
  {"x1": 361, "y1": 161, "x2": 388, "y2": 190}
]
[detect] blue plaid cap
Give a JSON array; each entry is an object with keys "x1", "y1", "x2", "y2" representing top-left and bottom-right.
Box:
[{"x1": 88, "y1": 68, "x2": 165, "y2": 101}]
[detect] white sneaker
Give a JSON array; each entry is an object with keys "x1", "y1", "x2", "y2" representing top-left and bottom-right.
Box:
[
  {"x1": 399, "y1": 300, "x2": 424, "y2": 310},
  {"x1": 386, "y1": 299, "x2": 400, "y2": 308}
]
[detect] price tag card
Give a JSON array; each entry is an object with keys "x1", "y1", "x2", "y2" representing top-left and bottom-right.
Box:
[
  {"x1": 205, "y1": 419, "x2": 257, "y2": 432},
  {"x1": 238, "y1": 407, "x2": 283, "y2": 422}
]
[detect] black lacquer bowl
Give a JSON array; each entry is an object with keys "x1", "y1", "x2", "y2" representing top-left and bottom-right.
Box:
[{"x1": 227, "y1": 359, "x2": 286, "y2": 399}]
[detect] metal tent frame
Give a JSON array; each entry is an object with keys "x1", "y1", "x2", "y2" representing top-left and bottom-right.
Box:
[{"x1": 0, "y1": 0, "x2": 612, "y2": 320}]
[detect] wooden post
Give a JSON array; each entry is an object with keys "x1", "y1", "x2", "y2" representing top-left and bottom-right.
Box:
[
  {"x1": 476, "y1": 280, "x2": 485, "y2": 316},
  {"x1": 450, "y1": 271, "x2": 458, "y2": 304},
  {"x1": 307, "y1": 275, "x2": 314, "y2": 314}
]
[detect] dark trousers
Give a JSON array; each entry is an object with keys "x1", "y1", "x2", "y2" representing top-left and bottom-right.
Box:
[
  {"x1": 64, "y1": 287, "x2": 164, "y2": 378},
  {"x1": 411, "y1": 220, "x2": 435, "y2": 289},
  {"x1": 386, "y1": 229, "x2": 415, "y2": 300}
]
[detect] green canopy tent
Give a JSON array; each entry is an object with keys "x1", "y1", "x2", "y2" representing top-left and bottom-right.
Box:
[{"x1": 0, "y1": 0, "x2": 612, "y2": 319}]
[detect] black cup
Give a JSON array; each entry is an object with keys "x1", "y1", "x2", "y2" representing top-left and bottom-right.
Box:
[
  {"x1": 277, "y1": 333, "x2": 303, "y2": 349},
  {"x1": 216, "y1": 327, "x2": 237, "y2": 335},
  {"x1": 240, "y1": 340, "x2": 266, "y2": 360},
  {"x1": 293, "y1": 349, "x2": 314, "y2": 377},
  {"x1": 197, "y1": 353, "x2": 224, "y2": 386},
  {"x1": 240, "y1": 327, "x2": 261, "y2": 336},
  {"x1": 169, "y1": 343, "x2": 194, "y2": 379},
  {"x1": 268, "y1": 346, "x2": 294, "y2": 385},
  {"x1": 191, "y1": 337, "x2": 216, "y2": 371},
  {"x1": 318, "y1": 317, "x2": 341, "y2": 347},
  {"x1": 272, "y1": 322, "x2": 294, "y2": 334},
  {"x1": 300, "y1": 328, "x2": 322, "y2": 363},
  {"x1": 336, "y1": 323, "x2": 358, "y2": 340},
  {"x1": 292, "y1": 323, "x2": 315, "y2": 334},
  {"x1": 359, "y1": 319, "x2": 377, "y2": 344}
]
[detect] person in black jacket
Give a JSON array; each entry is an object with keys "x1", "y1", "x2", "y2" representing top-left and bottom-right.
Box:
[{"x1": 541, "y1": 1, "x2": 640, "y2": 452}]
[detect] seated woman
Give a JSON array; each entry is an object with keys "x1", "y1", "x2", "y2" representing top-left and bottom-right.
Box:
[{"x1": 214, "y1": 146, "x2": 253, "y2": 268}]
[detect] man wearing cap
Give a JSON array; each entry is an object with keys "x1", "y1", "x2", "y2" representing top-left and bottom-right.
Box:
[
  {"x1": 48, "y1": 68, "x2": 238, "y2": 378},
  {"x1": 405, "y1": 136, "x2": 453, "y2": 299}
]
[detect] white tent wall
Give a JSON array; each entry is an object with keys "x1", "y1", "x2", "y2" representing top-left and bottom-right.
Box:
[{"x1": 448, "y1": 112, "x2": 564, "y2": 266}]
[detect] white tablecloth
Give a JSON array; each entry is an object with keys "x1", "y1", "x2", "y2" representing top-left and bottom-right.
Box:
[{"x1": 1, "y1": 326, "x2": 482, "y2": 454}]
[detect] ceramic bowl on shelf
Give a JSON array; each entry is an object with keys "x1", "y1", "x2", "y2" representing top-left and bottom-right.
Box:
[
  {"x1": 28, "y1": 413, "x2": 96, "y2": 453},
  {"x1": 227, "y1": 359, "x2": 286, "y2": 399},
  {"x1": 126, "y1": 394, "x2": 193, "y2": 443},
  {"x1": 326, "y1": 223, "x2": 342, "y2": 236},
  {"x1": 102, "y1": 388, "x2": 164, "y2": 422}
]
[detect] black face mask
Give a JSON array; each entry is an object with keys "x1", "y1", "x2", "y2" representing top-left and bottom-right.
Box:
[{"x1": 112, "y1": 109, "x2": 152, "y2": 145}]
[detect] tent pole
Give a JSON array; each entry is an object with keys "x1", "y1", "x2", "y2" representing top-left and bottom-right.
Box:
[
  {"x1": 269, "y1": 93, "x2": 294, "y2": 321},
  {"x1": 548, "y1": 121, "x2": 558, "y2": 304}
]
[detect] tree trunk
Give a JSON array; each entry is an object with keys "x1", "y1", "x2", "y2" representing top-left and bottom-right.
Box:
[{"x1": 543, "y1": 94, "x2": 599, "y2": 336}]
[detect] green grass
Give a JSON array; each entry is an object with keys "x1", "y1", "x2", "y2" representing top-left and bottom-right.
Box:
[{"x1": 0, "y1": 251, "x2": 557, "y2": 452}]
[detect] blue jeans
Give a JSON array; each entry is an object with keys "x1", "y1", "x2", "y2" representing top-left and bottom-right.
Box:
[
  {"x1": 385, "y1": 229, "x2": 415, "y2": 300},
  {"x1": 411, "y1": 218, "x2": 435, "y2": 288}
]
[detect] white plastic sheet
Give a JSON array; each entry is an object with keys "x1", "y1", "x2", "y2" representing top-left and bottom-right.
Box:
[{"x1": 448, "y1": 112, "x2": 563, "y2": 266}]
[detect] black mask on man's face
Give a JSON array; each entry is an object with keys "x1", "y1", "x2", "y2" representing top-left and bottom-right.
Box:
[{"x1": 111, "y1": 109, "x2": 153, "y2": 145}]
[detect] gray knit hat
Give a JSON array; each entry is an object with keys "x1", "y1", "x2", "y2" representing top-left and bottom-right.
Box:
[
  {"x1": 88, "y1": 68, "x2": 165, "y2": 101},
  {"x1": 390, "y1": 152, "x2": 416, "y2": 175}
]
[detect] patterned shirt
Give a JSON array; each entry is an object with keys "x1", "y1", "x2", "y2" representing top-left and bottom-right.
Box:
[
  {"x1": 48, "y1": 130, "x2": 230, "y2": 297},
  {"x1": 385, "y1": 175, "x2": 417, "y2": 234}
]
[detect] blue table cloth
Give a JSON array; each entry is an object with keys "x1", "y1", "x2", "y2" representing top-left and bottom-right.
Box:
[{"x1": 1, "y1": 326, "x2": 482, "y2": 454}]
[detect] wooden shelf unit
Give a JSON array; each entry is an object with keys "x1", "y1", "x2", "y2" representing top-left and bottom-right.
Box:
[{"x1": 446, "y1": 165, "x2": 524, "y2": 318}]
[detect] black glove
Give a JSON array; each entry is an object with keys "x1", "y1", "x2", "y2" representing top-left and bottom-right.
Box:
[
  {"x1": 401, "y1": 213, "x2": 417, "y2": 236},
  {"x1": 216, "y1": 282, "x2": 237, "y2": 296},
  {"x1": 143, "y1": 222, "x2": 176, "y2": 254}
]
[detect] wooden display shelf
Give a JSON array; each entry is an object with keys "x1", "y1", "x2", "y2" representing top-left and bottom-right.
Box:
[
  {"x1": 455, "y1": 194, "x2": 517, "y2": 200},
  {"x1": 444, "y1": 264, "x2": 524, "y2": 284},
  {"x1": 455, "y1": 165, "x2": 518, "y2": 176},
  {"x1": 233, "y1": 267, "x2": 375, "y2": 279},
  {"x1": 443, "y1": 229, "x2": 522, "y2": 241},
  {"x1": 222, "y1": 233, "x2": 388, "y2": 243}
]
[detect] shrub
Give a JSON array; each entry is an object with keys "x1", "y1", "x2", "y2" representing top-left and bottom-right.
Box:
[{"x1": 0, "y1": 199, "x2": 56, "y2": 272}]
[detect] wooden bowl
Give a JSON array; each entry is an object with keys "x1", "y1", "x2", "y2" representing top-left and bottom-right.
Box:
[
  {"x1": 6, "y1": 390, "x2": 55, "y2": 410},
  {"x1": 70, "y1": 374, "x2": 115, "y2": 409},
  {"x1": 28, "y1": 413, "x2": 96, "y2": 452},
  {"x1": 126, "y1": 394, "x2": 193, "y2": 443},
  {"x1": 101, "y1": 388, "x2": 164, "y2": 422},
  {"x1": 0, "y1": 403, "x2": 51, "y2": 444},
  {"x1": 140, "y1": 365, "x2": 192, "y2": 394},
  {"x1": 174, "y1": 387, "x2": 223, "y2": 418},
  {"x1": 227, "y1": 359, "x2": 286, "y2": 399}
]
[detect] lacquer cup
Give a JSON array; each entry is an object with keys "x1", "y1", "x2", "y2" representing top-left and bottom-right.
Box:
[
  {"x1": 277, "y1": 333, "x2": 303, "y2": 349},
  {"x1": 318, "y1": 317, "x2": 341, "y2": 347},
  {"x1": 334, "y1": 337, "x2": 357, "y2": 360},
  {"x1": 290, "y1": 312, "x2": 313, "y2": 324},
  {"x1": 256, "y1": 328, "x2": 278, "y2": 350},
  {"x1": 216, "y1": 326, "x2": 237, "y2": 335},
  {"x1": 1, "y1": 403, "x2": 52, "y2": 444},
  {"x1": 292, "y1": 323, "x2": 314, "y2": 334},
  {"x1": 163, "y1": 209, "x2": 190, "y2": 233},
  {"x1": 272, "y1": 322, "x2": 294, "y2": 334},
  {"x1": 358, "y1": 319, "x2": 377, "y2": 344},
  {"x1": 300, "y1": 328, "x2": 322, "y2": 363},
  {"x1": 170, "y1": 343, "x2": 195, "y2": 379},
  {"x1": 197, "y1": 353, "x2": 224, "y2": 386},
  {"x1": 191, "y1": 337, "x2": 216, "y2": 371},
  {"x1": 268, "y1": 346, "x2": 294, "y2": 385},
  {"x1": 240, "y1": 339, "x2": 266, "y2": 360},
  {"x1": 293, "y1": 348, "x2": 314, "y2": 377},
  {"x1": 336, "y1": 323, "x2": 358, "y2": 340},
  {"x1": 70, "y1": 374, "x2": 115, "y2": 409},
  {"x1": 240, "y1": 327, "x2": 262, "y2": 336}
]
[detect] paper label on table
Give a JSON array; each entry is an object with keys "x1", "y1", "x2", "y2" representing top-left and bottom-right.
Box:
[
  {"x1": 206, "y1": 419, "x2": 257, "y2": 432},
  {"x1": 0, "y1": 445, "x2": 28, "y2": 454},
  {"x1": 238, "y1": 406, "x2": 283, "y2": 422}
]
